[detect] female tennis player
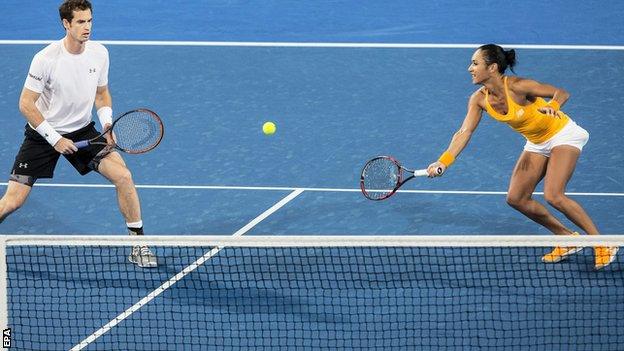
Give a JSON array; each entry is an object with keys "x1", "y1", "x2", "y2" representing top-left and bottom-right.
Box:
[{"x1": 426, "y1": 44, "x2": 617, "y2": 269}]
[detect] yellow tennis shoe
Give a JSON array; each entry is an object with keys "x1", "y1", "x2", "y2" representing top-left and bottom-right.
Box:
[
  {"x1": 542, "y1": 232, "x2": 582, "y2": 263},
  {"x1": 594, "y1": 246, "x2": 619, "y2": 270}
]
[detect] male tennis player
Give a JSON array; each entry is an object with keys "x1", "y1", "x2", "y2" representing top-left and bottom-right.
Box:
[{"x1": 0, "y1": 0, "x2": 156, "y2": 268}]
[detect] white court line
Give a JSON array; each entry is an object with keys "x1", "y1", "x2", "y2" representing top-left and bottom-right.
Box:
[
  {"x1": 1, "y1": 182, "x2": 622, "y2": 197},
  {"x1": 70, "y1": 188, "x2": 304, "y2": 351},
  {"x1": 1, "y1": 40, "x2": 624, "y2": 50}
]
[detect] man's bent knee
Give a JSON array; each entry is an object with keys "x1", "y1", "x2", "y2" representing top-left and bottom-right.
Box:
[
  {"x1": 109, "y1": 167, "x2": 134, "y2": 186},
  {"x1": 1, "y1": 180, "x2": 32, "y2": 216},
  {"x1": 1, "y1": 196, "x2": 25, "y2": 215}
]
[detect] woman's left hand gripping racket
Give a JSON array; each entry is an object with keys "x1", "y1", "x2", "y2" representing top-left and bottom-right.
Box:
[
  {"x1": 360, "y1": 155, "x2": 441, "y2": 201},
  {"x1": 75, "y1": 108, "x2": 164, "y2": 154}
]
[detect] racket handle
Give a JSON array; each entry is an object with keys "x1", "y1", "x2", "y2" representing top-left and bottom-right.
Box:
[
  {"x1": 75, "y1": 140, "x2": 90, "y2": 149},
  {"x1": 413, "y1": 167, "x2": 443, "y2": 177}
]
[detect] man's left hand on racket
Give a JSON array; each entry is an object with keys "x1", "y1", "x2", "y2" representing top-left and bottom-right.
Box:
[{"x1": 74, "y1": 108, "x2": 164, "y2": 154}]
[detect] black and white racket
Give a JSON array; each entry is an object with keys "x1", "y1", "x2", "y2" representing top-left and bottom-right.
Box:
[
  {"x1": 360, "y1": 155, "x2": 441, "y2": 201},
  {"x1": 75, "y1": 108, "x2": 164, "y2": 154}
]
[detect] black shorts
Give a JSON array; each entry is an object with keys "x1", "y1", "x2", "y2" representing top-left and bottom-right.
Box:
[{"x1": 10, "y1": 121, "x2": 110, "y2": 182}]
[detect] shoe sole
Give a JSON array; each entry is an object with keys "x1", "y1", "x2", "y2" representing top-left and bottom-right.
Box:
[{"x1": 542, "y1": 247, "x2": 584, "y2": 263}]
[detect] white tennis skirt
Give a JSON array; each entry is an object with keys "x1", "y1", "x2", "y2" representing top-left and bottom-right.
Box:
[{"x1": 523, "y1": 120, "x2": 589, "y2": 157}]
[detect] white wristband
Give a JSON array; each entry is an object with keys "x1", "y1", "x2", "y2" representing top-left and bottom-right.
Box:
[
  {"x1": 97, "y1": 106, "x2": 113, "y2": 127},
  {"x1": 35, "y1": 120, "x2": 62, "y2": 146}
]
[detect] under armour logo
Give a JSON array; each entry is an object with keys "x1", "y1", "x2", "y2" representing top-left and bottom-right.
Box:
[
  {"x1": 89, "y1": 68, "x2": 97, "y2": 73},
  {"x1": 28, "y1": 72, "x2": 43, "y2": 81},
  {"x1": 18, "y1": 163, "x2": 28, "y2": 168},
  {"x1": 516, "y1": 109, "x2": 525, "y2": 117}
]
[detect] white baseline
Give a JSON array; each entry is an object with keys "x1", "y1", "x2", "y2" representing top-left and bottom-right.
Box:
[
  {"x1": 1, "y1": 40, "x2": 624, "y2": 50},
  {"x1": 0, "y1": 182, "x2": 622, "y2": 197}
]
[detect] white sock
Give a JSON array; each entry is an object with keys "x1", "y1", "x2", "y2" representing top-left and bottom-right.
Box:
[{"x1": 127, "y1": 220, "x2": 144, "y2": 235}]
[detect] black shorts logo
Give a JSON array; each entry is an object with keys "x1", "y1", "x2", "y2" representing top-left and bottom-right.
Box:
[{"x1": 2, "y1": 328, "x2": 10, "y2": 348}]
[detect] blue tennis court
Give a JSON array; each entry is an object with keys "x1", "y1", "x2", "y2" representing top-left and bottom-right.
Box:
[{"x1": 1, "y1": 1, "x2": 623, "y2": 350}]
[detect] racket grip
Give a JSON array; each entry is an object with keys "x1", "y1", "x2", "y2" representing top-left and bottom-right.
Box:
[
  {"x1": 414, "y1": 167, "x2": 443, "y2": 177},
  {"x1": 75, "y1": 140, "x2": 90, "y2": 149}
]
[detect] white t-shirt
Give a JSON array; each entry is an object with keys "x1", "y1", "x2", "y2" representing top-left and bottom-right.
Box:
[{"x1": 24, "y1": 39, "x2": 109, "y2": 133}]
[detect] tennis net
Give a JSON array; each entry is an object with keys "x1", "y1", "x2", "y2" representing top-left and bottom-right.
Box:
[{"x1": 1, "y1": 235, "x2": 623, "y2": 350}]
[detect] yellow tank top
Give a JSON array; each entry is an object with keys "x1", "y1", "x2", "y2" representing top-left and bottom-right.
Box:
[{"x1": 484, "y1": 76, "x2": 569, "y2": 144}]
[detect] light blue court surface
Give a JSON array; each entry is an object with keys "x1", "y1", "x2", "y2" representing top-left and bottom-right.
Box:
[{"x1": 1, "y1": 1, "x2": 623, "y2": 350}]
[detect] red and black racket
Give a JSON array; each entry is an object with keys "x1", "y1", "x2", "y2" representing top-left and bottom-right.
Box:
[
  {"x1": 75, "y1": 108, "x2": 164, "y2": 154},
  {"x1": 360, "y1": 156, "x2": 441, "y2": 201}
]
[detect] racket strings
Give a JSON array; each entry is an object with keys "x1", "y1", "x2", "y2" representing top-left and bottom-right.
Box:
[
  {"x1": 361, "y1": 158, "x2": 401, "y2": 199},
  {"x1": 113, "y1": 111, "x2": 163, "y2": 153}
]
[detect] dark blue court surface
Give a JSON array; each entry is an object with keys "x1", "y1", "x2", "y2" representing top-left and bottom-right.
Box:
[
  {"x1": 1, "y1": 1, "x2": 623, "y2": 350},
  {"x1": 4, "y1": 1, "x2": 624, "y2": 44}
]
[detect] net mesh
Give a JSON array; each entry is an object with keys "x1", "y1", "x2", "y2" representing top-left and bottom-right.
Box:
[{"x1": 2, "y1": 236, "x2": 624, "y2": 350}]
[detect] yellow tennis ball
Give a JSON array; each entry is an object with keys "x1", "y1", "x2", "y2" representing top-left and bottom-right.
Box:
[{"x1": 263, "y1": 121, "x2": 276, "y2": 135}]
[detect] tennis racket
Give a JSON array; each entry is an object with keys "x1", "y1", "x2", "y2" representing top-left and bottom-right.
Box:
[
  {"x1": 360, "y1": 155, "x2": 441, "y2": 201},
  {"x1": 75, "y1": 108, "x2": 164, "y2": 154}
]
